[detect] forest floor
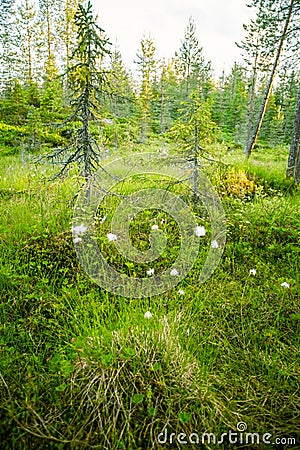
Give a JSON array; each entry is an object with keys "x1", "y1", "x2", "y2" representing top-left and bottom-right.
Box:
[{"x1": 0, "y1": 141, "x2": 299, "y2": 449}]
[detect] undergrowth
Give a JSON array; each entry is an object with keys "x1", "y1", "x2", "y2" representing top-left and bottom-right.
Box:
[{"x1": 0, "y1": 148, "x2": 299, "y2": 449}]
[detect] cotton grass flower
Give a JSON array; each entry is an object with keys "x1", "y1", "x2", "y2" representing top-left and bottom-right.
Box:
[
  {"x1": 107, "y1": 233, "x2": 117, "y2": 242},
  {"x1": 170, "y1": 268, "x2": 179, "y2": 276},
  {"x1": 144, "y1": 311, "x2": 152, "y2": 319},
  {"x1": 151, "y1": 224, "x2": 159, "y2": 230},
  {"x1": 147, "y1": 268, "x2": 155, "y2": 276},
  {"x1": 178, "y1": 289, "x2": 185, "y2": 295},
  {"x1": 194, "y1": 225, "x2": 206, "y2": 237},
  {"x1": 211, "y1": 240, "x2": 219, "y2": 249},
  {"x1": 73, "y1": 237, "x2": 82, "y2": 244},
  {"x1": 72, "y1": 223, "x2": 87, "y2": 235},
  {"x1": 281, "y1": 282, "x2": 290, "y2": 289},
  {"x1": 249, "y1": 269, "x2": 257, "y2": 276}
]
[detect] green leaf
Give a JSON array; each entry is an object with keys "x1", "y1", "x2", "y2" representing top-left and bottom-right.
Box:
[
  {"x1": 290, "y1": 314, "x2": 300, "y2": 321},
  {"x1": 120, "y1": 346, "x2": 136, "y2": 359},
  {"x1": 131, "y1": 393, "x2": 144, "y2": 404},
  {"x1": 152, "y1": 362, "x2": 162, "y2": 371},
  {"x1": 55, "y1": 383, "x2": 67, "y2": 392},
  {"x1": 147, "y1": 406, "x2": 155, "y2": 415},
  {"x1": 178, "y1": 411, "x2": 192, "y2": 423}
]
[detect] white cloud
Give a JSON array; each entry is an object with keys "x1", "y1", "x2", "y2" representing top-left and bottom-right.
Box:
[{"x1": 94, "y1": 0, "x2": 256, "y2": 76}]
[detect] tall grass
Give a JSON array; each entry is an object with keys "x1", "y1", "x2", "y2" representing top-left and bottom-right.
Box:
[{"x1": 1, "y1": 148, "x2": 299, "y2": 449}]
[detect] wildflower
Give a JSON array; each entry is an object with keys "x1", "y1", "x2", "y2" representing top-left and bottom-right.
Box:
[
  {"x1": 211, "y1": 240, "x2": 219, "y2": 249},
  {"x1": 73, "y1": 237, "x2": 82, "y2": 244},
  {"x1": 144, "y1": 311, "x2": 152, "y2": 319},
  {"x1": 194, "y1": 225, "x2": 206, "y2": 237},
  {"x1": 170, "y1": 268, "x2": 179, "y2": 276},
  {"x1": 178, "y1": 289, "x2": 185, "y2": 295},
  {"x1": 102, "y1": 118, "x2": 114, "y2": 125},
  {"x1": 281, "y1": 282, "x2": 290, "y2": 289},
  {"x1": 107, "y1": 233, "x2": 117, "y2": 242},
  {"x1": 151, "y1": 224, "x2": 159, "y2": 230},
  {"x1": 186, "y1": 329, "x2": 190, "y2": 337},
  {"x1": 72, "y1": 223, "x2": 87, "y2": 235},
  {"x1": 147, "y1": 268, "x2": 155, "y2": 276},
  {"x1": 249, "y1": 269, "x2": 257, "y2": 276}
]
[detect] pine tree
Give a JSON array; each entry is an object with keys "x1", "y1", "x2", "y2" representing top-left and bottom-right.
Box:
[
  {"x1": 38, "y1": 0, "x2": 63, "y2": 78},
  {"x1": 287, "y1": 87, "x2": 300, "y2": 181},
  {"x1": 63, "y1": 0, "x2": 79, "y2": 71},
  {"x1": 105, "y1": 44, "x2": 137, "y2": 147},
  {"x1": 275, "y1": 70, "x2": 299, "y2": 143},
  {"x1": 48, "y1": 0, "x2": 111, "y2": 180},
  {"x1": 135, "y1": 35, "x2": 157, "y2": 143},
  {"x1": 17, "y1": 0, "x2": 38, "y2": 81},
  {"x1": 107, "y1": 45, "x2": 135, "y2": 118},
  {"x1": 212, "y1": 64, "x2": 248, "y2": 144},
  {"x1": 175, "y1": 16, "x2": 212, "y2": 100},
  {"x1": 152, "y1": 57, "x2": 184, "y2": 133},
  {"x1": 237, "y1": 12, "x2": 275, "y2": 152},
  {"x1": 245, "y1": 0, "x2": 299, "y2": 157},
  {"x1": 168, "y1": 90, "x2": 217, "y2": 207},
  {"x1": 0, "y1": 0, "x2": 18, "y2": 88}
]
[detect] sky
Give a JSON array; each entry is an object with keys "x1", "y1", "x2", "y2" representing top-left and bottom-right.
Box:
[{"x1": 93, "y1": 0, "x2": 257, "y2": 78}]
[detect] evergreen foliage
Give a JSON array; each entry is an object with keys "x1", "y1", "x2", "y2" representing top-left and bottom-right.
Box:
[
  {"x1": 0, "y1": 3, "x2": 299, "y2": 181},
  {"x1": 47, "y1": 0, "x2": 111, "y2": 179}
]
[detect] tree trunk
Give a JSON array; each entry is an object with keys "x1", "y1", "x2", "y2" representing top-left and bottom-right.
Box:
[
  {"x1": 192, "y1": 118, "x2": 199, "y2": 209},
  {"x1": 25, "y1": 0, "x2": 33, "y2": 80},
  {"x1": 287, "y1": 87, "x2": 300, "y2": 181},
  {"x1": 46, "y1": 3, "x2": 51, "y2": 60},
  {"x1": 245, "y1": 0, "x2": 295, "y2": 158},
  {"x1": 245, "y1": 45, "x2": 259, "y2": 151}
]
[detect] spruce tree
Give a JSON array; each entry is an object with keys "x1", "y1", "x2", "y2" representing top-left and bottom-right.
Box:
[
  {"x1": 48, "y1": 0, "x2": 111, "y2": 180},
  {"x1": 175, "y1": 16, "x2": 211, "y2": 100},
  {"x1": 135, "y1": 35, "x2": 157, "y2": 143}
]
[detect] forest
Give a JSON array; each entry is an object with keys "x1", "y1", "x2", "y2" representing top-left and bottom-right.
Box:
[{"x1": 0, "y1": 0, "x2": 299, "y2": 448}]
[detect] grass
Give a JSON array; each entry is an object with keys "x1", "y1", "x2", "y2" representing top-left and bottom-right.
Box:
[{"x1": 0, "y1": 143, "x2": 299, "y2": 449}]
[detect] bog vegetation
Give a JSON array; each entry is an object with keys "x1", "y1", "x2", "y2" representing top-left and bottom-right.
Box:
[{"x1": 0, "y1": 0, "x2": 299, "y2": 449}]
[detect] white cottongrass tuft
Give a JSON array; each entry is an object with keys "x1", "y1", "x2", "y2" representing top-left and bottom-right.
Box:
[
  {"x1": 211, "y1": 240, "x2": 219, "y2": 249},
  {"x1": 249, "y1": 269, "x2": 257, "y2": 276},
  {"x1": 170, "y1": 268, "x2": 179, "y2": 276},
  {"x1": 144, "y1": 311, "x2": 152, "y2": 319},
  {"x1": 186, "y1": 329, "x2": 190, "y2": 337},
  {"x1": 72, "y1": 223, "x2": 87, "y2": 236},
  {"x1": 73, "y1": 237, "x2": 82, "y2": 244},
  {"x1": 151, "y1": 224, "x2": 159, "y2": 230},
  {"x1": 281, "y1": 282, "x2": 290, "y2": 289},
  {"x1": 107, "y1": 233, "x2": 117, "y2": 242},
  {"x1": 147, "y1": 268, "x2": 155, "y2": 276},
  {"x1": 178, "y1": 289, "x2": 185, "y2": 295},
  {"x1": 194, "y1": 225, "x2": 206, "y2": 237}
]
